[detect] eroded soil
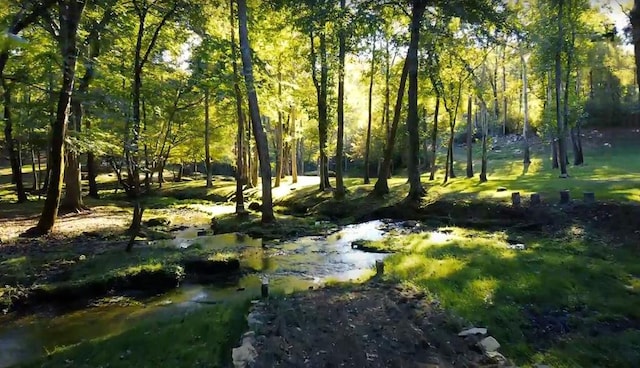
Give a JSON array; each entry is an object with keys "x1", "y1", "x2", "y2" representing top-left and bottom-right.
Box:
[{"x1": 251, "y1": 281, "x2": 507, "y2": 368}]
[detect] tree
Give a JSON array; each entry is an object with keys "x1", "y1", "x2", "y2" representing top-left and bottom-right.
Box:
[
  {"x1": 36, "y1": 0, "x2": 87, "y2": 234},
  {"x1": 229, "y1": 0, "x2": 246, "y2": 216},
  {"x1": 405, "y1": 0, "x2": 427, "y2": 201},
  {"x1": 237, "y1": 0, "x2": 275, "y2": 223},
  {"x1": 334, "y1": 0, "x2": 347, "y2": 199},
  {"x1": 466, "y1": 95, "x2": 473, "y2": 177},
  {"x1": 363, "y1": 33, "x2": 376, "y2": 184}
]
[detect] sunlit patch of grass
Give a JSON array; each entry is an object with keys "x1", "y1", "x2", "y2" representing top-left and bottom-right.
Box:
[
  {"x1": 25, "y1": 301, "x2": 249, "y2": 368},
  {"x1": 380, "y1": 229, "x2": 640, "y2": 366}
]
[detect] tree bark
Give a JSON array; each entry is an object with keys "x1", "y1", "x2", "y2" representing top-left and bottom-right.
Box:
[
  {"x1": 480, "y1": 104, "x2": 488, "y2": 182},
  {"x1": 521, "y1": 51, "x2": 531, "y2": 166},
  {"x1": 237, "y1": 0, "x2": 275, "y2": 223},
  {"x1": 405, "y1": 1, "x2": 427, "y2": 201},
  {"x1": 334, "y1": 0, "x2": 347, "y2": 199},
  {"x1": 290, "y1": 105, "x2": 298, "y2": 184},
  {"x1": 555, "y1": 0, "x2": 569, "y2": 177},
  {"x1": 310, "y1": 29, "x2": 331, "y2": 191},
  {"x1": 275, "y1": 66, "x2": 284, "y2": 188},
  {"x1": 204, "y1": 89, "x2": 213, "y2": 188},
  {"x1": 229, "y1": 0, "x2": 246, "y2": 214},
  {"x1": 2, "y1": 78, "x2": 28, "y2": 203},
  {"x1": 363, "y1": 34, "x2": 376, "y2": 185},
  {"x1": 631, "y1": 0, "x2": 640, "y2": 100},
  {"x1": 429, "y1": 97, "x2": 439, "y2": 181},
  {"x1": 466, "y1": 95, "x2": 473, "y2": 178},
  {"x1": 36, "y1": 0, "x2": 86, "y2": 234},
  {"x1": 371, "y1": 55, "x2": 409, "y2": 196}
]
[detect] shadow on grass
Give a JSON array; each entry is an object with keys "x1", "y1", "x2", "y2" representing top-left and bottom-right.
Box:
[{"x1": 22, "y1": 300, "x2": 249, "y2": 368}]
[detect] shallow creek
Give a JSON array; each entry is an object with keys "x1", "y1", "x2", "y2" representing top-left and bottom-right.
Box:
[{"x1": 0, "y1": 220, "x2": 402, "y2": 368}]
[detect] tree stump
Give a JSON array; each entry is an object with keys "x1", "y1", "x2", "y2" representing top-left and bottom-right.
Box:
[
  {"x1": 559, "y1": 190, "x2": 571, "y2": 204},
  {"x1": 530, "y1": 193, "x2": 541, "y2": 206},
  {"x1": 375, "y1": 260, "x2": 385, "y2": 276},
  {"x1": 511, "y1": 192, "x2": 521, "y2": 207},
  {"x1": 583, "y1": 192, "x2": 595, "y2": 203}
]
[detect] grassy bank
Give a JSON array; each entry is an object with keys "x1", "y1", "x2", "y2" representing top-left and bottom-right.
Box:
[
  {"x1": 365, "y1": 227, "x2": 640, "y2": 367},
  {"x1": 0, "y1": 239, "x2": 241, "y2": 313},
  {"x1": 22, "y1": 301, "x2": 249, "y2": 368}
]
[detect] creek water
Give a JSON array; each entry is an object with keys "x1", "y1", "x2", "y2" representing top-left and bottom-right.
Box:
[{"x1": 0, "y1": 220, "x2": 394, "y2": 368}]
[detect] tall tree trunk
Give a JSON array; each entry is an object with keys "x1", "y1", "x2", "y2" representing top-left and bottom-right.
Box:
[
  {"x1": 405, "y1": 1, "x2": 427, "y2": 201},
  {"x1": 2, "y1": 79, "x2": 28, "y2": 202},
  {"x1": 30, "y1": 146, "x2": 38, "y2": 191},
  {"x1": 521, "y1": 51, "x2": 531, "y2": 166},
  {"x1": 555, "y1": 0, "x2": 569, "y2": 177},
  {"x1": 371, "y1": 54, "x2": 409, "y2": 196},
  {"x1": 631, "y1": 0, "x2": 640, "y2": 100},
  {"x1": 237, "y1": 0, "x2": 274, "y2": 223},
  {"x1": 290, "y1": 105, "x2": 298, "y2": 184},
  {"x1": 422, "y1": 106, "x2": 430, "y2": 171},
  {"x1": 36, "y1": 0, "x2": 86, "y2": 234},
  {"x1": 363, "y1": 34, "x2": 375, "y2": 185},
  {"x1": 502, "y1": 47, "x2": 507, "y2": 135},
  {"x1": 429, "y1": 97, "x2": 439, "y2": 181},
  {"x1": 275, "y1": 67, "x2": 284, "y2": 188},
  {"x1": 334, "y1": 0, "x2": 347, "y2": 199},
  {"x1": 480, "y1": 104, "x2": 488, "y2": 182},
  {"x1": 466, "y1": 95, "x2": 473, "y2": 178},
  {"x1": 204, "y1": 89, "x2": 213, "y2": 188},
  {"x1": 229, "y1": 0, "x2": 246, "y2": 214}
]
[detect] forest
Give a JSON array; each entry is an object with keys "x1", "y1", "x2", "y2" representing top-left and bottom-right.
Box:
[{"x1": 1, "y1": 0, "x2": 640, "y2": 367}]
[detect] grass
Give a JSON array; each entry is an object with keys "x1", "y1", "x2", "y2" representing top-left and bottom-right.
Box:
[
  {"x1": 22, "y1": 301, "x2": 249, "y2": 368},
  {"x1": 367, "y1": 227, "x2": 640, "y2": 367},
  {"x1": 0, "y1": 241, "x2": 240, "y2": 313}
]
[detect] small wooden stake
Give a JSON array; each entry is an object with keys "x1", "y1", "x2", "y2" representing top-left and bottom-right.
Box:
[
  {"x1": 511, "y1": 192, "x2": 521, "y2": 207},
  {"x1": 583, "y1": 192, "x2": 595, "y2": 203},
  {"x1": 375, "y1": 260, "x2": 385, "y2": 276},
  {"x1": 530, "y1": 193, "x2": 541, "y2": 206},
  {"x1": 559, "y1": 190, "x2": 570, "y2": 204}
]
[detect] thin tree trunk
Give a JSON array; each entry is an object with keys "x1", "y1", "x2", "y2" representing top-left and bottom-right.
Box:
[
  {"x1": 363, "y1": 34, "x2": 376, "y2": 185},
  {"x1": 290, "y1": 105, "x2": 298, "y2": 184},
  {"x1": 371, "y1": 54, "x2": 409, "y2": 196},
  {"x1": 36, "y1": 0, "x2": 86, "y2": 234},
  {"x1": 502, "y1": 47, "x2": 507, "y2": 135},
  {"x1": 555, "y1": 0, "x2": 569, "y2": 177},
  {"x1": 2, "y1": 78, "x2": 27, "y2": 202},
  {"x1": 204, "y1": 89, "x2": 212, "y2": 188},
  {"x1": 31, "y1": 146, "x2": 38, "y2": 191},
  {"x1": 229, "y1": 0, "x2": 246, "y2": 214},
  {"x1": 429, "y1": 97, "x2": 439, "y2": 181},
  {"x1": 521, "y1": 51, "x2": 531, "y2": 166},
  {"x1": 237, "y1": 0, "x2": 274, "y2": 223},
  {"x1": 466, "y1": 95, "x2": 473, "y2": 178},
  {"x1": 480, "y1": 105, "x2": 488, "y2": 182},
  {"x1": 334, "y1": 0, "x2": 347, "y2": 199},
  {"x1": 631, "y1": 0, "x2": 640, "y2": 100}
]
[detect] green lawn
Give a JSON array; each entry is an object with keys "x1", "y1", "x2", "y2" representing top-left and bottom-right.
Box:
[
  {"x1": 369, "y1": 227, "x2": 640, "y2": 367},
  {"x1": 22, "y1": 301, "x2": 248, "y2": 368}
]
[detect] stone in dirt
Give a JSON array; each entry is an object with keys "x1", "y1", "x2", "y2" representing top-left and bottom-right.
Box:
[
  {"x1": 144, "y1": 218, "x2": 170, "y2": 227},
  {"x1": 458, "y1": 327, "x2": 488, "y2": 337},
  {"x1": 497, "y1": 187, "x2": 507, "y2": 192},
  {"x1": 478, "y1": 336, "x2": 501, "y2": 352},
  {"x1": 232, "y1": 342, "x2": 257, "y2": 368}
]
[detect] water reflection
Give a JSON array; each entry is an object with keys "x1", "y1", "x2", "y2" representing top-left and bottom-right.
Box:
[{"x1": 0, "y1": 220, "x2": 391, "y2": 368}]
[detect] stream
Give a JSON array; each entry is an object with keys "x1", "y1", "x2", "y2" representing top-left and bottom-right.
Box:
[{"x1": 0, "y1": 220, "x2": 400, "y2": 368}]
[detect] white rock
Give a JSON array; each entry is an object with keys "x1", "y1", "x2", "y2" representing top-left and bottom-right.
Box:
[
  {"x1": 458, "y1": 327, "x2": 488, "y2": 337},
  {"x1": 232, "y1": 343, "x2": 257, "y2": 368},
  {"x1": 478, "y1": 336, "x2": 501, "y2": 352}
]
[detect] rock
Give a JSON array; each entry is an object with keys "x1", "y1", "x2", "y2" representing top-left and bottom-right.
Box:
[
  {"x1": 484, "y1": 351, "x2": 507, "y2": 364},
  {"x1": 478, "y1": 336, "x2": 501, "y2": 352},
  {"x1": 458, "y1": 327, "x2": 488, "y2": 337},
  {"x1": 534, "y1": 365, "x2": 551, "y2": 368},
  {"x1": 248, "y1": 202, "x2": 262, "y2": 212},
  {"x1": 530, "y1": 193, "x2": 541, "y2": 206},
  {"x1": 507, "y1": 243, "x2": 526, "y2": 250},
  {"x1": 144, "y1": 218, "x2": 170, "y2": 227},
  {"x1": 196, "y1": 230, "x2": 207, "y2": 236},
  {"x1": 232, "y1": 342, "x2": 257, "y2": 368},
  {"x1": 247, "y1": 311, "x2": 263, "y2": 330},
  {"x1": 402, "y1": 220, "x2": 418, "y2": 228},
  {"x1": 496, "y1": 187, "x2": 507, "y2": 192}
]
